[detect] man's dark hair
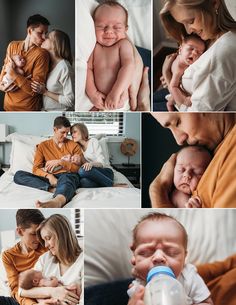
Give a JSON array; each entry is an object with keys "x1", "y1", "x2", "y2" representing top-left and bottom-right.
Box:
[
  {"x1": 16, "y1": 209, "x2": 45, "y2": 229},
  {"x1": 53, "y1": 116, "x2": 71, "y2": 128},
  {"x1": 27, "y1": 14, "x2": 50, "y2": 28}
]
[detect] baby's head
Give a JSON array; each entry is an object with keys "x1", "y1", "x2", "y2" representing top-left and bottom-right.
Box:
[
  {"x1": 19, "y1": 269, "x2": 43, "y2": 289},
  {"x1": 178, "y1": 34, "x2": 205, "y2": 65},
  {"x1": 130, "y1": 213, "x2": 188, "y2": 281},
  {"x1": 174, "y1": 146, "x2": 212, "y2": 195},
  {"x1": 12, "y1": 54, "x2": 26, "y2": 68},
  {"x1": 93, "y1": 1, "x2": 128, "y2": 47}
]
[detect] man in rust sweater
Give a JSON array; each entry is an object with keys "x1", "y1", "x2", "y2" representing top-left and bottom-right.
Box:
[
  {"x1": 1, "y1": 209, "x2": 46, "y2": 305},
  {"x1": 0, "y1": 14, "x2": 50, "y2": 111},
  {"x1": 14, "y1": 116, "x2": 82, "y2": 208}
]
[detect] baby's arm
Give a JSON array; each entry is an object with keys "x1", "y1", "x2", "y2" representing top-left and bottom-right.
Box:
[
  {"x1": 86, "y1": 51, "x2": 106, "y2": 110},
  {"x1": 105, "y1": 39, "x2": 135, "y2": 110},
  {"x1": 169, "y1": 71, "x2": 192, "y2": 107},
  {"x1": 171, "y1": 189, "x2": 191, "y2": 208}
]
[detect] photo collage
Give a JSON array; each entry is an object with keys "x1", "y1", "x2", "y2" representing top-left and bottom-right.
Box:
[{"x1": 0, "y1": 0, "x2": 236, "y2": 305}]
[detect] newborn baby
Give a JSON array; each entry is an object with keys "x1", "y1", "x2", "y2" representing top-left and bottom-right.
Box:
[
  {"x1": 1, "y1": 54, "x2": 26, "y2": 90},
  {"x1": 167, "y1": 34, "x2": 205, "y2": 111},
  {"x1": 19, "y1": 269, "x2": 59, "y2": 289},
  {"x1": 171, "y1": 146, "x2": 212, "y2": 208}
]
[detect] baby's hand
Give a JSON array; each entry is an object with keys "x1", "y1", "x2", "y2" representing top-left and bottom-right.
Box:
[
  {"x1": 105, "y1": 90, "x2": 122, "y2": 110},
  {"x1": 61, "y1": 154, "x2": 72, "y2": 162},
  {"x1": 185, "y1": 196, "x2": 202, "y2": 208},
  {"x1": 90, "y1": 91, "x2": 106, "y2": 110},
  {"x1": 182, "y1": 96, "x2": 192, "y2": 107}
]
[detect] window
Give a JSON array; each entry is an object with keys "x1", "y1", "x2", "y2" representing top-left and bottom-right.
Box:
[
  {"x1": 64, "y1": 112, "x2": 124, "y2": 136},
  {"x1": 71, "y1": 209, "x2": 84, "y2": 238}
]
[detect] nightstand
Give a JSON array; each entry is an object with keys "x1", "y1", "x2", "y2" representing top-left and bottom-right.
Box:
[{"x1": 112, "y1": 164, "x2": 140, "y2": 188}]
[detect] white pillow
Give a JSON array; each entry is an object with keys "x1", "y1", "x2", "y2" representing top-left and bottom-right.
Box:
[
  {"x1": 84, "y1": 209, "x2": 236, "y2": 287},
  {"x1": 6, "y1": 133, "x2": 47, "y2": 174},
  {"x1": 98, "y1": 137, "x2": 110, "y2": 165}
]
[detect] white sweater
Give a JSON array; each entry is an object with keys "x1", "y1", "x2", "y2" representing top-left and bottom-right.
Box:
[
  {"x1": 43, "y1": 59, "x2": 75, "y2": 111},
  {"x1": 181, "y1": 31, "x2": 236, "y2": 111}
]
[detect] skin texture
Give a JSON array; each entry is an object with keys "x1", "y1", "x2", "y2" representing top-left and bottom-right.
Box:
[
  {"x1": 86, "y1": 5, "x2": 135, "y2": 110},
  {"x1": 17, "y1": 224, "x2": 40, "y2": 252},
  {"x1": 131, "y1": 219, "x2": 187, "y2": 281},
  {"x1": 170, "y1": 3, "x2": 220, "y2": 41},
  {"x1": 173, "y1": 147, "x2": 211, "y2": 195},
  {"x1": 168, "y1": 38, "x2": 205, "y2": 109},
  {"x1": 149, "y1": 113, "x2": 236, "y2": 208}
]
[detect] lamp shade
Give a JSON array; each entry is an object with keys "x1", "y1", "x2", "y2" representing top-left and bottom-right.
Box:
[{"x1": 0, "y1": 124, "x2": 9, "y2": 142}]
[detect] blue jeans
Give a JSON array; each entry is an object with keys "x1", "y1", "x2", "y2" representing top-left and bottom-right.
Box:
[
  {"x1": 14, "y1": 170, "x2": 80, "y2": 202},
  {"x1": 78, "y1": 167, "x2": 114, "y2": 188},
  {"x1": 0, "y1": 297, "x2": 19, "y2": 305},
  {"x1": 153, "y1": 88, "x2": 169, "y2": 111}
]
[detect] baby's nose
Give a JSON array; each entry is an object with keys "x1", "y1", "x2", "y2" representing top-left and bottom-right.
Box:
[{"x1": 151, "y1": 249, "x2": 166, "y2": 265}]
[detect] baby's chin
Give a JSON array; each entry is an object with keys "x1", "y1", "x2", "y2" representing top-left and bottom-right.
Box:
[{"x1": 177, "y1": 183, "x2": 192, "y2": 195}]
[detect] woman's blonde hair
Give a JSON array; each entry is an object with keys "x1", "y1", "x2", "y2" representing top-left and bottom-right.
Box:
[
  {"x1": 37, "y1": 214, "x2": 82, "y2": 265},
  {"x1": 50, "y1": 29, "x2": 73, "y2": 65},
  {"x1": 71, "y1": 123, "x2": 89, "y2": 141},
  {"x1": 160, "y1": 0, "x2": 236, "y2": 43}
]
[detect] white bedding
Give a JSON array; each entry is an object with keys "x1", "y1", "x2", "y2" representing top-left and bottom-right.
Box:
[{"x1": 0, "y1": 170, "x2": 140, "y2": 208}]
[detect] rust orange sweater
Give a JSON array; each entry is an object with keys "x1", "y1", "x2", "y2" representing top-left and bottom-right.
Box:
[
  {"x1": 0, "y1": 41, "x2": 50, "y2": 111},
  {"x1": 193, "y1": 124, "x2": 236, "y2": 208},
  {"x1": 33, "y1": 138, "x2": 82, "y2": 177},
  {"x1": 2, "y1": 242, "x2": 46, "y2": 305},
  {"x1": 197, "y1": 254, "x2": 236, "y2": 305}
]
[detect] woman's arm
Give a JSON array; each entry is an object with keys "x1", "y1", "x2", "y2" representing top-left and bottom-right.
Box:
[
  {"x1": 21, "y1": 286, "x2": 80, "y2": 305},
  {"x1": 149, "y1": 154, "x2": 176, "y2": 208},
  {"x1": 31, "y1": 65, "x2": 74, "y2": 109},
  {"x1": 127, "y1": 285, "x2": 145, "y2": 305}
]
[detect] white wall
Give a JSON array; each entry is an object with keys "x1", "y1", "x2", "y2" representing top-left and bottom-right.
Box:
[{"x1": 0, "y1": 113, "x2": 141, "y2": 165}]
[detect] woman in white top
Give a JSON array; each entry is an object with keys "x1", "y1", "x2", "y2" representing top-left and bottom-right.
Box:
[
  {"x1": 71, "y1": 123, "x2": 114, "y2": 188},
  {"x1": 159, "y1": 0, "x2": 236, "y2": 111},
  {"x1": 31, "y1": 29, "x2": 74, "y2": 111},
  {"x1": 20, "y1": 214, "x2": 83, "y2": 305}
]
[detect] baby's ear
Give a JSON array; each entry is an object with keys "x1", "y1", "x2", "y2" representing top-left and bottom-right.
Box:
[{"x1": 130, "y1": 243, "x2": 135, "y2": 251}]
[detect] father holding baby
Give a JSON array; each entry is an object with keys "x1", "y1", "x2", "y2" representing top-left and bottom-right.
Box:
[
  {"x1": 14, "y1": 116, "x2": 82, "y2": 208},
  {"x1": 0, "y1": 14, "x2": 50, "y2": 111}
]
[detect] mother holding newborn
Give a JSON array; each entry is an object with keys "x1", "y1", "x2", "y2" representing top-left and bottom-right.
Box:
[
  {"x1": 149, "y1": 112, "x2": 236, "y2": 208},
  {"x1": 159, "y1": 0, "x2": 236, "y2": 111},
  {"x1": 20, "y1": 214, "x2": 83, "y2": 305}
]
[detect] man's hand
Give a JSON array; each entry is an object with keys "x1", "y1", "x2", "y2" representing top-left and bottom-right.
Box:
[
  {"x1": 149, "y1": 154, "x2": 176, "y2": 208},
  {"x1": 45, "y1": 160, "x2": 62, "y2": 173}
]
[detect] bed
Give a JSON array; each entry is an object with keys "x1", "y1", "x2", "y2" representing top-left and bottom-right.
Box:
[{"x1": 0, "y1": 133, "x2": 140, "y2": 208}]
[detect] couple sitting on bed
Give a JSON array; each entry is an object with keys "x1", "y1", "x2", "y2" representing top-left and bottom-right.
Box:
[
  {"x1": 1, "y1": 209, "x2": 83, "y2": 305},
  {"x1": 13, "y1": 116, "x2": 121, "y2": 208}
]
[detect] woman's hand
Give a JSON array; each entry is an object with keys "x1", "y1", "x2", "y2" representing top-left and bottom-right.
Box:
[
  {"x1": 50, "y1": 286, "x2": 80, "y2": 305},
  {"x1": 82, "y1": 162, "x2": 93, "y2": 171},
  {"x1": 149, "y1": 154, "x2": 176, "y2": 208},
  {"x1": 162, "y1": 53, "x2": 177, "y2": 87},
  {"x1": 31, "y1": 80, "x2": 46, "y2": 94},
  {"x1": 127, "y1": 285, "x2": 145, "y2": 305}
]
